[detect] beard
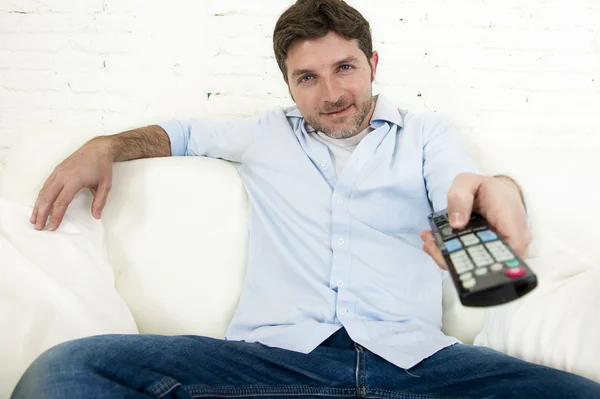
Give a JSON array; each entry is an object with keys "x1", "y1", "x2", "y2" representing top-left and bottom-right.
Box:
[{"x1": 306, "y1": 94, "x2": 374, "y2": 139}]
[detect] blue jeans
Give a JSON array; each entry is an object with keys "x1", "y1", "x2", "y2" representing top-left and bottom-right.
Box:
[{"x1": 11, "y1": 327, "x2": 600, "y2": 398}]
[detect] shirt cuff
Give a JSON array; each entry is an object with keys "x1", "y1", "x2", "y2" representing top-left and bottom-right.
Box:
[{"x1": 157, "y1": 120, "x2": 189, "y2": 156}]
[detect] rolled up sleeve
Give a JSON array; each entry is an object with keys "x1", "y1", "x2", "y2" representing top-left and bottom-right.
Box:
[{"x1": 157, "y1": 114, "x2": 262, "y2": 162}]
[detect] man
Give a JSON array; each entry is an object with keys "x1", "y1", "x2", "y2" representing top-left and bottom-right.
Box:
[{"x1": 12, "y1": 0, "x2": 600, "y2": 398}]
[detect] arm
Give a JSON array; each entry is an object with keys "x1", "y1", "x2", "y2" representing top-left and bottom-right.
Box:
[
  {"x1": 100, "y1": 125, "x2": 171, "y2": 161},
  {"x1": 31, "y1": 125, "x2": 172, "y2": 231},
  {"x1": 419, "y1": 114, "x2": 532, "y2": 267},
  {"x1": 31, "y1": 113, "x2": 263, "y2": 231}
]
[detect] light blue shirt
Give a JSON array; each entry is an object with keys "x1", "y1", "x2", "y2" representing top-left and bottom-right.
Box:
[{"x1": 159, "y1": 95, "x2": 481, "y2": 369}]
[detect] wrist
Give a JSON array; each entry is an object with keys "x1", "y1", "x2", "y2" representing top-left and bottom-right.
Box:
[
  {"x1": 494, "y1": 175, "x2": 526, "y2": 211},
  {"x1": 88, "y1": 136, "x2": 118, "y2": 162}
]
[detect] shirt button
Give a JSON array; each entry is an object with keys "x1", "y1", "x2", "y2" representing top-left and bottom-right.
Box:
[
  {"x1": 339, "y1": 308, "x2": 348, "y2": 315},
  {"x1": 320, "y1": 161, "x2": 328, "y2": 168},
  {"x1": 336, "y1": 280, "x2": 344, "y2": 287},
  {"x1": 337, "y1": 238, "x2": 345, "y2": 245},
  {"x1": 336, "y1": 198, "x2": 344, "y2": 205}
]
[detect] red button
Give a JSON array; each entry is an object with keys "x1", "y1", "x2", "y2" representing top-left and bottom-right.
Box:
[{"x1": 505, "y1": 266, "x2": 525, "y2": 278}]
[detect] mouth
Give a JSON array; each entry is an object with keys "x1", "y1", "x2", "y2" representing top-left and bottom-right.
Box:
[{"x1": 323, "y1": 105, "x2": 352, "y2": 117}]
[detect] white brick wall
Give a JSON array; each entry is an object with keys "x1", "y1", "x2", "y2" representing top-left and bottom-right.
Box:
[{"x1": 0, "y1": 0, "x2": 599, "y2": 249}]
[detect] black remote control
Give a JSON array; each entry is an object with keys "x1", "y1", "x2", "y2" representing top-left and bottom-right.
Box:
[{"x1": 427, "y1": 209, "x2": 537, "y2": 307}]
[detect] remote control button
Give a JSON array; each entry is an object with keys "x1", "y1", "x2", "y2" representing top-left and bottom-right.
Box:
[
  {"x1": 492, "y1": 252, "x2": 514, "y2": 262},
  {"x1": 505, "y1": 266, "x2": 526, "y2": 278},
  {"x1": 434, "y1": 215, "x2": 446, "y2": 224},
  {"x1": 505, "y1": 259, "x2": 520, "y2": 267},
  {"x1": 476, "y1": 230, "x2": 498, "y2": 242},
  {"x1": 485, "y1": 241, "x2": 514, "y2": 262},
  {"x1": 474, "y1": 267, "x2": 488, "y2": 276},
  {"x1": 490, "y1": 263, "x2": 504, "y2": 272},
  {"x1": 460, "y1": 271, "x2": 473, "y2": 281},
  {"x1": 450, "y1": 250, "x2": 474, "y2": 273},
  {"x1": 444, "y1": 238, "x2": 462, "y2": 252},
  {"x1": 485, "y1": 241, "x2": 504, "y2": 250},
  {"x1": 441, "y1": 226, "x2": 454, "y2": 238},
  {"x1": 467, "y1": 244, "x2": 494, "y2": 267},
  {"x1": 459, "y1": 234, "x2": 480, "y2": 246},
  {"x1": 462, "y1": 278, "x2": 476, "y2": 289}
]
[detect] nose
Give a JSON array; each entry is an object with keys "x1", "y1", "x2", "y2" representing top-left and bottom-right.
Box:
[{"x1": 320, "y1": 77, "x2": 343, "y2": 104}]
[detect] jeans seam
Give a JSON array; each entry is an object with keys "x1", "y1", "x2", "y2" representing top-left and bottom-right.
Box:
[
  {"x1": 184, "y1": 385, "x2": 357, "y2": 398},
  {"x1": 147, "y1": 376, "x2": 181, "y2": 398},
  {"x1": 363, "y1": 388, "x2": 464, "y2": 399}
]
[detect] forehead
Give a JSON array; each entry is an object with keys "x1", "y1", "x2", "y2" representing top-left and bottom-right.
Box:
[{"x1": 286, "y1": 32, "x2": 365, "y2": 70}]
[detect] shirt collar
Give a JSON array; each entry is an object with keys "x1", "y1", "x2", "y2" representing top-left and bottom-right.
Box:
[{"x1": 284, "y1": 94, "x2": 404, "y2": 129}]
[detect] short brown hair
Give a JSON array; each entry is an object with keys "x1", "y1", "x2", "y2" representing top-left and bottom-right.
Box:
[{"x1": 273, "y1": 0, "x2": 373, "y2": 81}]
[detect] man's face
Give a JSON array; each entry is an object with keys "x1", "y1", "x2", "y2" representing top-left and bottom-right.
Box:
[{"x1": 285, "y1": 32, "x2": 379, "y2": 139}]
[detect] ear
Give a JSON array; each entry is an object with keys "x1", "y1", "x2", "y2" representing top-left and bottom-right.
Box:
[{"x1": 369, "y1": 50, "x2": 379, "y2": 82}]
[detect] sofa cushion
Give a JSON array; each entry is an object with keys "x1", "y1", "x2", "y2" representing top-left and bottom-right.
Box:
[
  {"x1": 474, "y1": 234, "x2": 600, "y2": 382},
  {"x1": 102, "y1": 156, "x2": 249, "y2": 338},
  {"x1": 0, "y1": 196, "x2": 138, "y2": 397},
  {"x1": 0, "y1": 123, "x2": 140, "y2": 397}
]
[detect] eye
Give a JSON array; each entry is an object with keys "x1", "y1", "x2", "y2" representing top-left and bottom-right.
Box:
[
  {"x1": 340, "y1": 64, "x2": 353, "y2": 71},
  {"x1": 299, "y1": 75, "x2": 314, "y2": 84}
]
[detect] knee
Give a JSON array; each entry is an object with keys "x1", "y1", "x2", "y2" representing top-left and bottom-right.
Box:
[{"x1": 11, "y1": 335, "x2": 111, "y2": 398}]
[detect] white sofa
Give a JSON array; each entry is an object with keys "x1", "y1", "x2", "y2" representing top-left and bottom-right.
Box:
[{"x1": 1, "y1": 122, "x2": 599, "y2": 398}]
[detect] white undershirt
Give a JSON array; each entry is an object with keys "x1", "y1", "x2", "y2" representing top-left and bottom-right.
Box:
[{"x1": 311, "y1": 126, "x2": 374, "y2": 176}]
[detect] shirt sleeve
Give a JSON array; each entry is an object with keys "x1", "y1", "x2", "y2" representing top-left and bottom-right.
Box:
[
  {"x1": 157, "y1": 114, "x2": 262, "y2": 163},
  {"x1": 421, "y1": 113, "x2": 482, "y2": 212}
]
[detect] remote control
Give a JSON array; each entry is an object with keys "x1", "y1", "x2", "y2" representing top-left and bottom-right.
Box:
[{"x1": 427, "y1": 209, "x2": 537, "y2": 307}]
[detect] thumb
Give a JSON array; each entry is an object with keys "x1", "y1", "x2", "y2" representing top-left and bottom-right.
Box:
[
  {"x1": 447, "y1": 173, "x2": 482, "y2": 229},
  {"x1": 91, "y1": 180, "x2": 111, "y2": 219}
]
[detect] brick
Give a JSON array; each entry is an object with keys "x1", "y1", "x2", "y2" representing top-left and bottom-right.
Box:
[
  {"x1": 66, "y1": 73, "x2": 106, "y2": 93},
  {"x1": 205, "y1": 94, "x2": 291, "y2": 117},
  {"x1": 0, "y1": 0, "x2": 40, "y2": 13},
  {"x1": 67, "y1": 34, "x2": 133, "y2": 54},
  {"x1": 38, "y1": 0, "x2": 104, "y2": 14},
  {"x1": 93, "y1": 14, "x2": 136, "y2": 34},
  {"x1": 52, "y1": 51, "x2": 105, "y2": 73},
  {"x1": 102, "y1": 0, "x2": 134, "y2": 14},
  {"x1": 480, "y1": 27, "x2": 597, "y2": 52},
  {"x1": 3, "y1": 70, "x2": 65, "y2": 91},
  {"x1": 2, "y1": 89, "x2": 66, "y2": 109},
  {"x1": 0, "y1": 33, "x2": 66, "y2": 52},
  {"x1": 220, "y1": 36, "x2": 273, "y2": 58},
  {"x1": 208, "y1": 55, "x2": 267, "y2": 76},
  {"x1": 208, "y1": 15, "x2": 270, "y2": 38},
  {"x1": 205, "y1": 75, "x2": 288, "y2": 98},
  {"x1": 0, "y1": 50, "x2": 56, "y2": 70},
  {"x1": 208, "y1": 0, "x2": 289, "y2": 17},
  {"x1": 0, "y1": 13, "x2": 93, "y2": 33}
]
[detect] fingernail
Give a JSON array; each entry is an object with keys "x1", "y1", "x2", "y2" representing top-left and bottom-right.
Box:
[
  {"x1": 95, "y1": 210, "x2": 102, "y2": 218},
  {"x1": 450, "y1": 212, "x2": 464, "y2": 226}
]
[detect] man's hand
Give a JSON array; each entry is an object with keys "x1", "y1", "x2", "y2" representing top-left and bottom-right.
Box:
[
  {"x1": 30, "y1": 138, "x2": 114, "y2": 231},
  {"x1": 29, "y1": 125, "x2": 171, "y2": 231},
  {"x1": 420, "y1": 173, "x2": 532, "y2": 270}
]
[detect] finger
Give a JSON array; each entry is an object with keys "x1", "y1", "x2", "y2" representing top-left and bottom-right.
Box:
[
  {"x1": 34, "y1": 180, "x2": 63, "y2": 230},
  {"x1": 420, "y1": 229, "x2": 434, "y2": 242},
  {"x1": 504, "y1": 229, "x2": 533, "y2": 258},
  {"x1": 91, "y1": 179, "x2": 112, "y2": 219},
  {"x1": 421, "y1": 230, "x2": 447, "y2": 270},
  {"x1": 31, "y1": 173, "x2": 57, "y2": 224},
  {"x1": 447, "y1": 173, "x2": 483, "y2": 229},
  {"x1": 47, "y1": 187, "x2": 79, "y2": 231}
]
